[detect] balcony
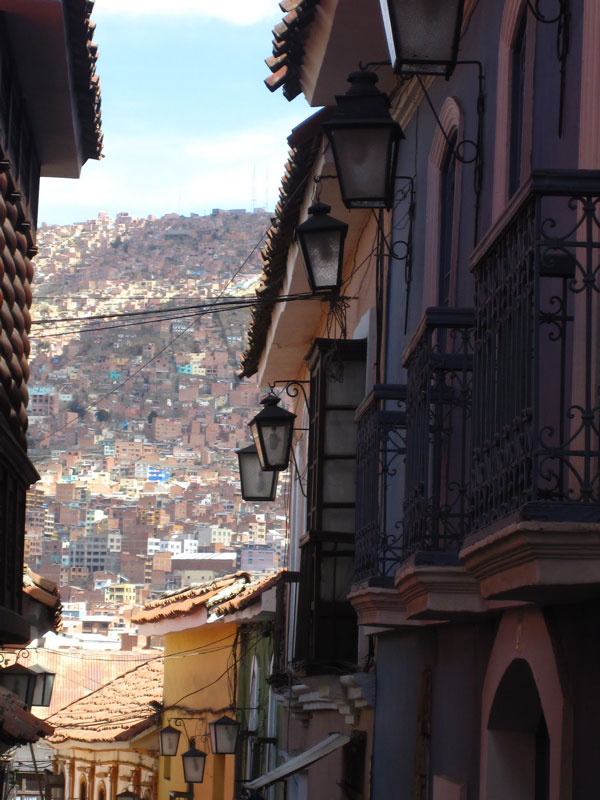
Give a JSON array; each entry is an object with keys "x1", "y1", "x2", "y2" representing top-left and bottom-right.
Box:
[
  {"x1": 353, "y1": 384, "x2": 406, "y2": 585},
  {"x1": 394, "y1": 308, "x2": 484, "y2": 618},
  {"x1": 402, "y1": 308, "x2": 474, "y2": 558},
  {"x1": 0, "y1": 417, "x2": 39, "y2": 644},
  {"x1": 349, "y1": 385, "x2": 410, "y2": 627},
  {"x1": 462, "y1": 170, "x2": 600, "y2": 601}
]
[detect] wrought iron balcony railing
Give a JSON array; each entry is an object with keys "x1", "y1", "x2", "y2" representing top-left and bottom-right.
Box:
[
  {"x1": 471, "y1": 170, "x2": 600, "y2": 530},
  {"x1": 354, "y1": 385, "x2": 406, "y2": 585},
  {"x1": 402, "y1": 308, "x2": 474, "y2": 560}
]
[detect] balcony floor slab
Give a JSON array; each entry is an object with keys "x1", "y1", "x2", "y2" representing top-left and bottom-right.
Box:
[
  {"x1": 394, "y1": 557, "x2": 488, "y2": 620},
  {"x1": 348, "y1": 584, "x2": 435, "y2": 628},
  {"x1": 460, "y1": 520, "x2": 600, "y2": 601}
]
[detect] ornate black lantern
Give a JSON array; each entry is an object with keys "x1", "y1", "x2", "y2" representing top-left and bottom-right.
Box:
[
  {"x1": 322, "y1": 71, "x2": 403, "y2": 210},
  {"x1": 181, "y1": 740, "x2": 207, "y2": 784},
  {"x1": 249, "y1": 393, "x2": 296, "y2": 472},
  {"x1": 159, "y1": 724, "x2": 182, "y2": 756},
  {"x1": 296, "y1": 203, "x2": 348, "y2": 294},
  {"x1": 237, "y1": 444, "x2": 278, "y2": 501},
  {"x1": 379, "y1": 0, "x2": 465, "y2": 77},
  {"x1": 0, "y1": 663, "x2": 37, "y2": 708},
  {"x1": 209, "y1": 716, "x2": 241, "y2": 755}
]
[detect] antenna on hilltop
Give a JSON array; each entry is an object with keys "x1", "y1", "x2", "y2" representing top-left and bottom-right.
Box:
[{"x1": 251, "y1": 162, "x2": 256, "y2": 212}]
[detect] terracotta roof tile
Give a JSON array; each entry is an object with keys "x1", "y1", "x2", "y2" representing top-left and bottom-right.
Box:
[
  {"x1": 238, "y1": 111, "x2": 328, "y2": 378},
  {"x1": 22, "y1": 648, "x2": 161, "y2": 720},
  {"x1": 0, "y1": 688, "x2": 53, "y2": 745},
  {"x1": 23, "y1": 567, "x2": 62, "y2": 633},
  {"x1": 133, "y1": 571, "x2": 288, "y2": 625},
  {"x1": 265, "y1": 67, "x2": 288, "y2": 92},
  {"x1": 47, "y1": 657, "x2": 163, "y2": 743},
  {"x1": 64, "y1": 0, "x2": 103, "y2": 161},
  {"x1": 212, "y1": 570, "x2": 286, "y2": 616},
  {"x1": 264, "y1": 0, "x2": 320, "y2": 101},
  {"x1": 131, "y1": 573, "x2": 250, "y2": 625}
]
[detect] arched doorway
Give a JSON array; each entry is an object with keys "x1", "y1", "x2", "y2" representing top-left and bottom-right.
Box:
[{"x1": 486, "y1": 658, "x2": 549, "y2": 799}]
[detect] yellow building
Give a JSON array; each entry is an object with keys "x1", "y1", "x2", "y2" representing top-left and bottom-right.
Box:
[
  {"x1": 49, "y1": 658, "x2": 163, "y2": 800},
  {"x1": 104, "y1": 583, "x2": 138, "y2": 604},
  {"x1": 132, "y1": 572, "x2": 285, "y2": 800}
]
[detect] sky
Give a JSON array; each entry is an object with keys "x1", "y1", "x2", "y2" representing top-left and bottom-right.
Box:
[{"x1": 37, "y1": 0, "x2": 313, "y2": 226}]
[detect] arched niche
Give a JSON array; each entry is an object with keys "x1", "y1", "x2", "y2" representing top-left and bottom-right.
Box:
[{"x1": 479, "y1": 608, "x2": 572, "y2": 800}]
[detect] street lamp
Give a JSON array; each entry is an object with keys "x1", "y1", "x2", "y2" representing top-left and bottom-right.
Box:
[
  {"x1": 237, "y1": 444, "x2": 278, "y2": 501},
  {"x1": 0, "y1": 663, "x2": 37, "y2": 708},
  {"x1": 209, "y1": 716, "x2": 241, "y2": 755},
  {"x1": 379, "y1": 0, "x2": 465, "y2": 77},
  {"x1": 249, "y1": 392, "x2": 296, "y2": 472},
  {"x1": 181, "y1": 740, "x2": 207, "y2": 784},
  {"x1": 296, "y1": 203, "x2": 348, "y2": 294},
  {"x1": 322, "y1": 70, "x2": 403, "y2": 210},
  {"x1": 159, "y1": 724, "x2": 182, "y2": 756}
]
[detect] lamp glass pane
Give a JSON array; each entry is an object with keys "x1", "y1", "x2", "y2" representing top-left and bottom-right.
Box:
[
  {"x1": 329, "y1": 127, "x2": 393, "y2": 206},
  {"x1": 209, "y1": 717, "x2": 239, "y2": 754},
  {"x1": 302, "y1": 229, "x2": 342, "y2": 290},
  {"x1": 259, "y1": 420, "x2": 292, "y2": 469},
  {"x1": 159, "y1": 725, "x2": 181, "y2": 756},
  {"x1": 182, "y1": 750, "x2": 206, "y2": 783},
  {"x1": 383, "y1": 0, "x2": 463, "y2": 71},
  {"x1": 238, "y1": 448, "x2": 277, "y2": 501}
]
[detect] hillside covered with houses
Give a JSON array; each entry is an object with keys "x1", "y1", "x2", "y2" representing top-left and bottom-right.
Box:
[{"x1": 23, "y1": 208, "x2": 287, "y2": 622}]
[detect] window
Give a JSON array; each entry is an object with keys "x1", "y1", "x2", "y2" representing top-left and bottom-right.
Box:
[
  {"x1": 509, "y1": 10, "x2": 527, "y2": 197},
  {"x1": 493, "y1": 0, "x2": 535, "y2": 217},
  {"x1": 423, "y1": 97, "x2": 462, "y2": 307},
  {"x1": 294, "y1": 338, "x2": 367, "y2": 670},
  {"x1": 438, "y1": 131, "x2": 458, "y2": 308}
]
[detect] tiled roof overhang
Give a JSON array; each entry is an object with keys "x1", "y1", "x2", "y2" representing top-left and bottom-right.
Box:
[
  {"x1": 0, "y1": 0, "x2": 103, "y2": 176},
  {"x1": 131, "y1": 573, "x2": 251, "y2": 625},
  {"x1": 48, "y1": 658, "x2": 163, "y2": 744},
  {"x1": 133, "y1": 571, "x2": 289, "y2": 625},
  {"x1": 64, "y1": 0, "x2": 103, "y2": 163},
  {"x1": 238, "y1": 110, "x2": 328, "y2": 380},
  {"x1": 0, "y1": 688, "x2": 53, "y2": 748},
  {"x1": 264, "y1": 0, "x2": 320, "y2": 101}
]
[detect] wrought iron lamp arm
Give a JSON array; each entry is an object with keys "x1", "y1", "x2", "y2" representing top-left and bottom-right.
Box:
[
  {"x1": 170, "y1": 716, "x2": 207, "y2": 743},
  {"x1": 268, "y1": 380, "x2": 310, "y2": 414}
]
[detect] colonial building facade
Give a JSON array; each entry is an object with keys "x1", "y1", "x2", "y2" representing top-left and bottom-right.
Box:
[
  {"x1": 240, "y1": 1, "x2": 600, "y2": 798},
  {"x1": 0, "y1": 0, "x2": 101, "y2": 647}
]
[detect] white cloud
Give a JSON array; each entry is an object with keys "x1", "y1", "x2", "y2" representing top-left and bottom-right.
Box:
[
  {"x1": 38, "y1": 117, "x2": 306, "y2": 225},
  {"x1": 93, "y1": 0, "x2": 279, "y2": 26}
]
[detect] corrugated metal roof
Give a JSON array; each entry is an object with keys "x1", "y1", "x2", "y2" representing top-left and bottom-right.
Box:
[
  {"x1": 48, "y1": 657, "x2": 163, "y2": 743},
  {"x1": 20, "y1": 648, "x2": 160, "y2": 720}
]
